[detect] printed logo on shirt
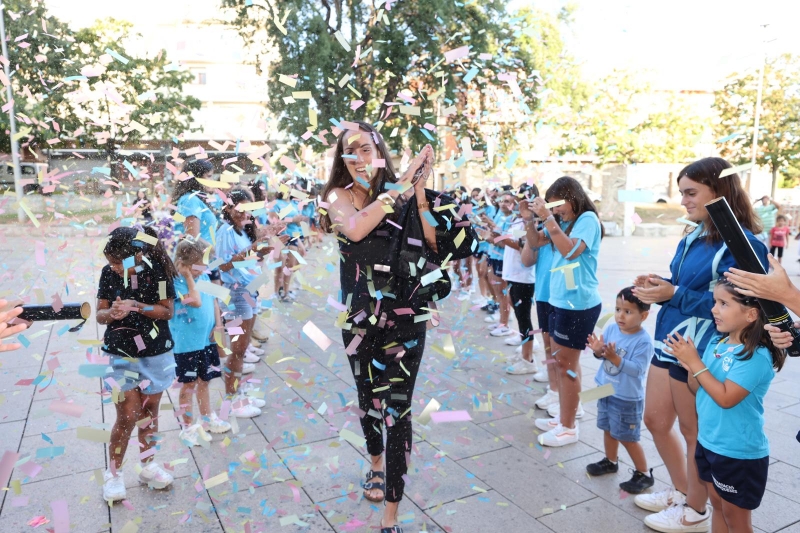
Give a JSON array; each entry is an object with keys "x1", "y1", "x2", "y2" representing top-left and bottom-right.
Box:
[
  {"x1": 722, "y1": 355, "x2": 733, "y2": 373},
  {"x1": 712, "y1": 475, "x2": 738, "y2": 494}
]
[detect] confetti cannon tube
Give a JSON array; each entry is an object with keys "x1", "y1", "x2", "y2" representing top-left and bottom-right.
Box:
[
  {"x1": 17, "y1": 302, "x2": 91, "y2": 322},
  {"x1": 705, "y1": 197, "x2": 800, "y2": 357}
]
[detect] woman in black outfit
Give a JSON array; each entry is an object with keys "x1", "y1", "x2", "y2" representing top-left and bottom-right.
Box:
[{"x1": 320, "y1": 121, "x2": 435, "y2": 533}]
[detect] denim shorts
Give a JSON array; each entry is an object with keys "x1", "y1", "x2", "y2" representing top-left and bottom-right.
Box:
[
  {"x1": 104, "y1": 350, "x2": 176, "y2": 394},
  {"x1": 226, "y1": 286, "x2": 258, "y2": 320},
  {"x1": 596, "y1": 396, "x2": 644, "y2": 442}
]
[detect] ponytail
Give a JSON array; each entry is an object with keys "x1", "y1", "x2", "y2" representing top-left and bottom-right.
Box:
[{"x1": 143, "y1": 226, "x2": 178, "y2": 279}]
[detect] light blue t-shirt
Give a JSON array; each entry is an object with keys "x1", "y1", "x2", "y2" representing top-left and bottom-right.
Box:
[
  {"x1": 477, "y1": 203, "x2": 497, "y2": 253},
  {"x1": 301, "y1": 201, "x2": 316, "y2": 220},
  {"x1": 594, "y1": 323, "x2": 653, "y2": 402},
  {"x1": 547, "y1": 211, "x2": 602, "y2": 310},
  {"x1": 215, "y1": 222, "x2": 256, "y2": 287},
  {"x1": 174, "y1": 194, "x2": 218, "y2": 244},
  {"x1": 169, "y1": 273, "x2": 216, "y2": 354},
  {"x1": 489, "y1": 210, "x2": 514, "y2": 260},
  {"x1": 534, "y1": 241, "x2": 553, "y2": 303},
  {"x1": 273, "y1": 199, "x2": 302, "y2": 238},
  {"x1": 696, "y1": 339, "x2": 775, "y2": 459}
]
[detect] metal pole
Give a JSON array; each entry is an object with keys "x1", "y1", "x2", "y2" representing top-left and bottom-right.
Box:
[
  {"x1": 750, "y1": 24, "x2": 768, "y2": 197},
  {"x1": 0, "y1": 2, "x2": 24, "y2": 222}
]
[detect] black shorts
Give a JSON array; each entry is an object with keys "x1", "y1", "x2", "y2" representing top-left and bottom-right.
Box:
[
  {"x1": 175, "y1": 345, "x2": 222, "y2": 383},
  {"x1": 669, "y1": 362, "x2": 689, "y2": 382},
  {"x1": 474, "y1": 250, "x2": 487, "y2": 260},
  {"x1": 489, "y1": 258, "x2": 504, "y2": 277},
  {"x1": 288, "y1": 236, "x2": 305, "y2": 247},
  {"x1": 770, "y1": 246, "x2": 784, "y2": 258},
  {"x1": 535, "y1": 300, "x2": 553, "y2": 334},
  {"x1": 695, "y1": 440, "x2": 769, "y2": 510},
  {"x1": 650, "y1": 354, "x2": 671, "y2": 369},
  {"x1": 209, "y1": 268, "x2": 221, "y2": 282},
  {"x1": 549, "y1": 304, "x2": 602, "y2": 350}
]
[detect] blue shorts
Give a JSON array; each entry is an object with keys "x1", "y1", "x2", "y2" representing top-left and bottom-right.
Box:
[
  {"x1": 104, "y1": 350, "x2": 175, "y2": 394},
  {"x1": 535, "y1": 300, "x2": 553, "y2": 334},
  {"x1": 227, "y1": 286, "x2": 258, "y2": 320},
  {"x1": 288, "y1": 236, "x2": 305, "y2": 246},
  {"x1": 489, "y1": 258, "x2": 504, "y2": 277},
  {"x1": 208, "y1": 268, "x2": 221, "y2": 282},
  {"x1": 596, "y1": 396, "x2": 643, "y2": 442},
  {"x1": 695, "y1": 440, "x2": 768, "y2": 510},
  {"x1": 549, "y1": 304, "x2": 602, "y2": 350},
  {"x1": 175, "y1": 345, "x2": 222, "y2": 383}
]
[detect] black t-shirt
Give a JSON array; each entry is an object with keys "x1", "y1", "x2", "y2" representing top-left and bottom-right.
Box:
[{"x1": 97, "y1": 259, "x2": 176, "y2": 358}]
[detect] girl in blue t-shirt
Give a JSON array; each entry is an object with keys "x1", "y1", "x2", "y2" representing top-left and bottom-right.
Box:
[
  {"x1": 271, "y1": 190, "x2": 307, "y2": 301},
  {"x1": 665, "y1": 279, "x2": 785, "y2": 529},
  {"x1": 529, "y1": 176, "x2": 604, "y2": 447},
  {"x1": 170, "y1": 238, "x2": 231, "y2": 446},
  {"x1": 170, "y1": 160, "x2": 219, "y2": 245}
]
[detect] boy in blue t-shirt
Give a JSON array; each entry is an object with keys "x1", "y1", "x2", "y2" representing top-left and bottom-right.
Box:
[{"x1": 585, "y1": 287, "x2": 655, "y2": 494}]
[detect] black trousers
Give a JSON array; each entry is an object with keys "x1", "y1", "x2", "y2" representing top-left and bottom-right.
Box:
[
  {"x1": 508, "y1": 282, "x2": 535, "y2": 342},
  {"x1": 342, "y1": 325, "x2": 427, "y2": 503}
]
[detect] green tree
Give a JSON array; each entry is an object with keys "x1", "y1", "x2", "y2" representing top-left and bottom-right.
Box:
[
  {"x1": 220, "y1": 0, "x2": 540, "y2": 163},
  {"x1": 556, "y1": 69, "x2": 706, "y2": 165},
  {"x1": 714, "y1": 53, "x2": 800, "y2": 197}
]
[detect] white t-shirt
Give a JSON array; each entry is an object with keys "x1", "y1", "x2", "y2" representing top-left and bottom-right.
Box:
[{"x1": 502, "y1": 218, "x2": 536, "y2": 284}]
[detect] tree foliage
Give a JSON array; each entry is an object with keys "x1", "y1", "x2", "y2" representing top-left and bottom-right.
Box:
[{"x1": 713, "y1": 53, "x2": 800, "y2": 191}]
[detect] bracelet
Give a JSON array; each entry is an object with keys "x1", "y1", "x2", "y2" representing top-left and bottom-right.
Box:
[
  {"x1": 693, "y1": 367, "x2": 709, "y2": 378},
  {"x1": 545, "y1": 215, "x2": 556, "y2": 224},
  {"x1": 377, "y1": 193, "x2": 395, "y2": 207},
  {"x1": 418, "y1": 202, "x2": 430, "y2": 211}
]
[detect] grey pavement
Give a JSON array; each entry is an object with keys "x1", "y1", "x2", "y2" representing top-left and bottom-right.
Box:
[{"x1": 2, "y1": 231, "x2": 800, "y2": 532}]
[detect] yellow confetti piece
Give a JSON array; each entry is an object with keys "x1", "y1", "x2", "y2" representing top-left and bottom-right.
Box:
[
  {"x1": 278, "y1": 74, "x2": 297, "y2": 87},
  {"x1": 196, "y1": 178, "x2": 231, "y2": 189},
  {"x1": 579, "y1": 383, "x2": 616, "y2": 402},
  {"x1": 544, "y1": 200, "x2": 566, "y2": 208},
  {"x1": 399, "y1": 105, "x2": 420, "y2": 116},
  {"x1": 18, "y1": 200, "x2": 40, "y2": 227},
  {"x1": 339, "y1": 428, "x2": 366, "y2": 448},
  {"x1": 134, "y1": 231, "x2": 158, "y2": 246},
  {"x1": 204, "y1": 472, "x2": 229, "y2": 489},
  {"x1": 76, "y1": 427, "x2": 111, "y2": 443}
]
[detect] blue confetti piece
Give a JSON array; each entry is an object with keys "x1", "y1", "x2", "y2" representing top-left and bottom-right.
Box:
[
  {"x1": 17, "y1": 334, "x2": 30, "y2": 348},
  {"x1": 356, "y1": 177, "x2": 371, "y2": 188},
  {"x1": 56, "y1": 324, "x2": 70, "y2": 336},
  {"x1": 36, "y1": 446, "x2": 65, "y2": 459},
  {"x1": 566, "y1": 369, "x2": 578, "y2": 379},
  {"x1": 41, "y1": 433, "x2": 53, "y2": 444},
  {"x1": 463, "y1": 66, "x2": 479, "y2": 83},
  {"x1": 123, "y1": 256, "x2": 135, "y2": 269},
  {"x1": 341, "y1": 154, "x2": 358, "y2": 160},
  {"x1": 404, "y1": 339, "x2": 418, "y2": 348},
  {"x1": 116, "y1": 202, "x2": 122, "y2": 219},
  {"x1": 372, "y1": 359, "x2": 386, "y2": 371},
  {"x1": 91, "y1": 166, "x2": 111, "y2": 176},
  {"x1": 375, "y1": 290, "x2": 383, "y2": 300},
  {"x1": 420, "y1": 128, "x2": 435, "y2": 141},
  {"x1": 123, "y1": 159, "x2": 139, "y2": 178},
  {"x1": 79, "y1": 364, "x2": 109, "y2": 378},
  {"x1": 104, "y1": 48, "x2": 129, "y2": 64},
  {"x1": 422, "y1": 210, "x2": 439, "y2": 227}
]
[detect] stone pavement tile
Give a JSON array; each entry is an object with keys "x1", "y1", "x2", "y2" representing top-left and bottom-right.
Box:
[
  {"x1": 766, "y1": 431, "x2": 800, "y2": 469},
  {"x1": 553, "y1": 451, "x2": 670, "y2": 521},
  {"x1": 777, "y1": 401, "x2": 800, "y2": 418},
  {"x1": 417, "y1": 419, "x2": 510, "y2": 461},
  {"x1": 0, "y1": 420, "x2": 24, "y2": 453},
  {"x1": 405, "y1": 441, "x2": 478, "y2": 510},
  {"x1": 277, "y1": 438, "x2": 369, "y2": 503},
  {"x1": 578, "y1": 422, "x2": 664, "y2": 470},
  {"x1": 32, "y1": 373, "x2": 103, "y2": 401},
  {"x1": 446, "y1": 366, "x2": 530, "y2": 396},
  {"x1": 763, "y1": 407, "x2": 800, "y2": 438},
  {"x1": 109, "y1": 481, "x2": 223, "y2": 533},
  {"x1": 0, "y1": 365, "x2": 42, "y2": 392},
  {"x1": 769, "y1": 377, "x2": 800, "y2": 399},
  {"x1": 0, "y1": 468, "x2": 111, "y2": 533},
  {"x1": 190, "y1": 432, "x2": 291, "y2": 493},
  {"x1": 764, "y1": 389, "x2": 800, "y2": 411},
  {"x1": 537, "y1": 496, "x2": 650, "y2": 532},
  {"x1": 425, "y1": 489, "x2": 552, "y2": 533},
  {"x1": 0, "y1": 349, "x2": 44, "y2": 369},
  {"x1": 753, "y1": 489, "x2": 800, "y2": 533},
  {"x1": 317, "y1": 495, "x2": 444, "y2": 533},
  {"x1": 12, "y1": 428, "x2": 105, "y2": 484},
  {"x1": 415, "y1": 368, "x2": 481, "y2": 396},
  {"x1": 477, "y1": 414, "x2": 599, "y2": 465},
  {"x1": 23, "y1": 394, "x2": 103, "y2": 436},
  {"x1": 457, "y1": 446, "x2": 595, "y2": 517},
  {"x1": 0, "y1": 389, "x2": 34, "y2": 423},
  {"x1": 215, "y1": 481, "x2": 334, "y2": 533},
  {"x1": 772, "y1": 521, "x2": 800, "y2": 533},
  {"x1": 766, "y1": 461, "x2": 800, "y2": 504}
]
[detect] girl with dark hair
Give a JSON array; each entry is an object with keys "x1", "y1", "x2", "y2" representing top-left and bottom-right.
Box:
[
  {"x1": 665, "y1": 279, "x2": 784, "y2": 531},
  {"x1": 528, "y1": 176, "x2": 604, "y2": 447},
  {"x1": 631, "y1": 157, "x2": 767, "y2": 532},
  {"x1": 216, "y1": 188, "x2": 287, "y2": 418},
  {"x1": 171, "y1": 159, "x2": 218, "y2": 243},
  {"x1": 321, "y1": 120, "x2": 436, "y2": 533},
  {"x1": 134, "y1": 189, "x2": 152, "y2": 222},
  {"x1": 96, "y1": 226, "x2": 178, "y2": 503}
]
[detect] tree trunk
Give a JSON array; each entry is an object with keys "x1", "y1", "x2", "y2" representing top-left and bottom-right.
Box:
[{"x1": 771, "y1": 165, "x2": 778, "y2": 199}]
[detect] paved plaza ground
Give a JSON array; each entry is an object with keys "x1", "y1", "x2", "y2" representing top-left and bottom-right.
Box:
[{"x1": 2, "y1": 231, "x2": 800, "y2": 533}]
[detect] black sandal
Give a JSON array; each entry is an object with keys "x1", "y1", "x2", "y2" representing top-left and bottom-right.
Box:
[
  {"x1": 362, "y1": 469, "x2": 385, "y2": 502},
  {"x1": 381, "y1": 527, "x2": 404, "y2": 533}
]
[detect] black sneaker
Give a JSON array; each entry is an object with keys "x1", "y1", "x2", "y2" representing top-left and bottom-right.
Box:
[
  {"x1": 619, "y1": 468, "x2": 655, "y2": 494},
  {"x1": 586, "y1": 457, "x2": 618, "y2": 476}
]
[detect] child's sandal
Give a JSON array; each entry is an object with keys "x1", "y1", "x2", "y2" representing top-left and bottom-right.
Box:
[{"x1": 362, "y1": 469, "x2": 385, "y2": 502}]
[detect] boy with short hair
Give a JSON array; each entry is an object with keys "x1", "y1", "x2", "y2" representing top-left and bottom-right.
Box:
[{"x1": 585, "y1": 287, "x2": 655, "y2": 494}]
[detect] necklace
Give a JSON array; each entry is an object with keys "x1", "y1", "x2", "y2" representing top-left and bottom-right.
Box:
[{"x1": 713, "y1": 336, "x2": 743, "y2": 358}]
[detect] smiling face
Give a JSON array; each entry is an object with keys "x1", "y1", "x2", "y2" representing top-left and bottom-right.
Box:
[
  {"x1": 679, "y1": 176, "x2": 715, "y2": 223},
  {"x1": 227, "y1": 204, "x2": 249, "y2": 228},
  {"x1": 499, "y1": 194, "x2": 515, "y2": 214},
  {"x1": 711, "y1": 285, "x2": 758, "y2": 337},
  {"x1": 343, "y1": 129, "x2": 379, "y2": 185}
]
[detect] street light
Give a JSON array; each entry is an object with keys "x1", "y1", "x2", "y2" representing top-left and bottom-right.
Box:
[{"x1": 0, "y1": 1, "x2": 24, "y2": 222}]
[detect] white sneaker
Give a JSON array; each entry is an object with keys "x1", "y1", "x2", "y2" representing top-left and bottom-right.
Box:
[
  {"x1": 244, "y1": 351, "x2": 260, "y2": 364},
  {"x1": 514, "y1": 345, "x2": 523, "y2": 355},
  {"x1": 504, "y1": 334, "x2": 522, "y2": 346},
  {"x1": 179, "y1": 424, "x2": 200, "y2": 447},
  {"x1": 506, "y1": 358, "x2": 538, "y2": 375},
  {"x1": 250, "y1": 337, "x2": 262, "y2": 348},
  {"x1": 537, "y1": 423, "x2": 579, "y2": 447},
  {"x1": 484, "y1": 313, "x2": 498, "y2": 324},
  {"x1": 634, "y1": 488, "x2": 687, "y2": 512},
  {"x1": 490, "y1": 325, "x2": 514, "y2": 337},
  {"x1": 472, "y1": 296, "x2": 488, "y2": 306},
  {"x1": 204, "y1": 412, "x2": 232, "y2": 434},
  {"x1": 238, "y1": 392, "x2": 266, "y2": 408},
  {"x1": 231, "y1": 401, "x2": 261, "y2": 418},
  {"x1": 138, "y1": 462, "x2": 174, "y2": 489},
  {"x1": 242, "y1": 362, "x2": 256, "y2": 374},
  {"x1": 534, "y1": 416, "x2": 561, "y2": 432},
  {"x1": 247, "y1": 345, "x2": 265, "y2": 356},
  {"x1": 532, "y1": 369, "x2": 549, "y2": 383},
  {"x1": 457, "y1": 290, "x2": 470, "y2": 301},
  {"x1": 643, "y1": 504, "x2": 710, "y2": 533},
  {"x1": 251, "y1": 318, "x2": 270, "y2": 341},
  {"x1": 535, "y1": 389, "x2": 559, "y2": 410},
  {"x1": 102, "y1": 470, "x2": 126, "y2": 502},
  {"x1": 287, "y1": 290, "x2": 297, "y2": 301},
  {"x1": 547, "y1": 402, "x2": 585, "y2": 419}
]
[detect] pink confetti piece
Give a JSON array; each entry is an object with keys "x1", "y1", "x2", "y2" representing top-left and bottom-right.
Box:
[
  {"x1": 19, "y1": 460, "x2": 42, "y2": 479},
  {"x1": 372, "y1": 158, "x2": 386, "y2": 168},
  {"x1": 51, "y1": 293, "x2": 63, "y2": 314},
  {"x1": 121, "y1": 499, "x2": 135, "y2": 511},
  {"x1": 429, "y1": 410, "x2": 472, "y2": 423},
  {"x1": 290, "y1": 483, "x2": 302, "y2": 503},
  {"x1": 133, "y1": 335, "x2": 146, "y2": 352},
  {"x1": 327, "y1": 295, "x2": 347, "y2": 312},
  {"x1": 139, "y1": 379, "x2": 150, "y2": 390},
  {"x1": 345, "y1": 334, "x2": 363, "y2": 355},
  {"x1": 393, "y1": 308, "x2": 416, "y2": 316},
  {"x1": 50, "y1": 499, "x2": 69, "y2": 533},
  {"x1": 0, "y1": 451, "x2": 20, "y2": 489},
  {"x1": 27, "y1": 516, "x2": 49, "y2": 527},
  {"x1": 444, "y1": 45, "x2": 470, "y2": 62},
  {"x1": 48, "y1": 400, "x2": 84, "y2": 418},
  {"x1": 543, "y1": 450, "x2": 551, "y2": 460},
  {"x1": 302, "y1": 321, "x2": 332, "y2": 351},
  {"x1": 35, "y1": 241, "x2": 46, "y2": 266}
]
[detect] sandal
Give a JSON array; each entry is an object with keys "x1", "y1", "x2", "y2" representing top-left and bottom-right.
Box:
[
  {"x1": 381, "y1": 527, "x2": 404, "y2": 533},
  {"x1": 362, "y1": 469, "x2": 385, "y2": 503}
]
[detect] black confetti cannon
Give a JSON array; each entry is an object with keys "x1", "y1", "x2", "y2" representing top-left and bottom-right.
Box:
[
  {"x1": 16, "y1": 302, "x2": 91, "y2": 332},
  {"x1": 705, "y1": 197, "x2": 800, "y2": 357}
]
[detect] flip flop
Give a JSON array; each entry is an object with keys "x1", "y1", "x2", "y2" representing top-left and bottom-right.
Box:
[
  {"x1": 380, "y1": 526, "x2": 404, "y2": 533},
  {"x1": 362, "y1": 469, "x2": 385, "y2": 503}
]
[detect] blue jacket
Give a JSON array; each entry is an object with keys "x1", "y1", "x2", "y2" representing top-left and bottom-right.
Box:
[{"x1": 653, "y1": 225, "x2": 768, "y2": 364}]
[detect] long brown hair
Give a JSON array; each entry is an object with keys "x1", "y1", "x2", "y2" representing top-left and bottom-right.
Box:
[
  {"x1": 544, "y1": 176, "x2": 605, "y2": 239},
  {"x1": 319, "y1": 121, "x2": 399, "y2": 233},
  {"x1": 677, "y1": 157, "x2": 762, "y2": 242},
  {"x1": 716, "y1": 280, "x2": 785, "y2": 371},
  {"x1": 104, "y1": 226, "x2": 178, "y2": 280}
]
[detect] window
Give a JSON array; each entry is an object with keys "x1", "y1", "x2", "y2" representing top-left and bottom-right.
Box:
[{"x1": 197, "y1": 72, "x2": 207, "y2": 85}]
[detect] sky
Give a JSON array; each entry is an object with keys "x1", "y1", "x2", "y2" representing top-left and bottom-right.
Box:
[{"x1": 44, "y1": 0, "x2": 800, "y2": 91}]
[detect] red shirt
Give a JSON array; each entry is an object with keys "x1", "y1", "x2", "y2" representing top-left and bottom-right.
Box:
[{"x1": 770, "y1": 226, "x2": 791, "y2": 247}]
